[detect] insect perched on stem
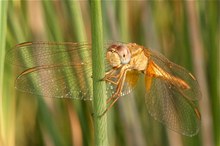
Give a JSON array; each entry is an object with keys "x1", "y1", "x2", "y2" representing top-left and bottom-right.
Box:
[{"x1": 6, "y1": 42, "x2": 201, "y2": 136}]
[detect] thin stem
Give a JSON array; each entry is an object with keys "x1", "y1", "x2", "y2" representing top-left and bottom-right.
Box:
[
  {"x1": 90, "y1": 1, "x2": 108, "y2": 146},
  {"x1": 0, "y1": 1, "x2": 8, "y2": 146}
]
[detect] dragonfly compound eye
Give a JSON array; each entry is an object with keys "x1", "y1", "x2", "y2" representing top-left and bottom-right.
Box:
[{"x1": 116, "y1": 45, "x2": 131, "y2": 64}]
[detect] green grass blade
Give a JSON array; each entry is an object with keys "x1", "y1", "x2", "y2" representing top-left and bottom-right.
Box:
[
  {"x1": 205, "y1": 2, "x2": 220, "y2": 146},
  {"x1": 66, "y1": 0, "x2": 87, "y2": 42},
  {"x1": 90, "y1": 1, "x2": 108, "y2": 146},
  {"x1": 0, "y1": 1, "x2": 8, "y2": 145}
]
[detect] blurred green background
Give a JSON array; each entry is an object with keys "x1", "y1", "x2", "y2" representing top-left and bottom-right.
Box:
[{"x1": 0, "y1": 1, "x2": 219, "y2": 146}]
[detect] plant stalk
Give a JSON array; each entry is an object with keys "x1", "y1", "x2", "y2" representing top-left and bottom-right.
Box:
[
  {"x1": 90, "y1": 1, "x2": 108, "y2": 146},
  {"x1": 0, "y1": 1, "x2": 8, "y2": 146}
]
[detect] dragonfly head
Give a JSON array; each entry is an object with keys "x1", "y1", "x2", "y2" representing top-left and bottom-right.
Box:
[{"x1": 106, "y1": 44, "x2": 131, "y2": 67}]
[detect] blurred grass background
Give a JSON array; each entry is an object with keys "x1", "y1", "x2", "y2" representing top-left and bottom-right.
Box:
[{"x1": 0, "y1": 1, "x2": 219, "y2": 146}]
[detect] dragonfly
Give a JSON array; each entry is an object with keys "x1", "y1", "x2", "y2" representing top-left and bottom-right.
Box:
[{"x1": 6, "y1": 42, "x2": 201, "y2": 136}]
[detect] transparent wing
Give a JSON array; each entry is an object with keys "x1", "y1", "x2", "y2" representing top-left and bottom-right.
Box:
[
  {"x1": 145, "y1": 76, "x2": 200, "y2": 136},
  {"x1": 145, "y1": 48, "x2": 202, "y2": 100},
  {"x1": 6, "y1": 42, "x2": 92, "y2": 69},
  {"x1": 106, "y1": 70, "x2": 140, "y2": 97},
  {"x1": 144, "y1": 48, "x2": 201, "y2": 136},
  {"x1": 15, "y1": 64, "x2": 93, "y2": 100},
  {"x1": 6, "y1": 42, "x2": 93, "y2": 100}
]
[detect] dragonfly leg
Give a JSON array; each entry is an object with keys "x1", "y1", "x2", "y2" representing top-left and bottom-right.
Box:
[
  {"x1": 100, "y1": 93, "x2": 121, "y2": 117},
  {"x1": 102, "y1": 66, "x2": 122, "y2": 80},
  {"x1": 107, "y1": 74, "x2": 120, "y2": 79},
  {"x1": 106, "y1": 92, "x2": 118, "y2": 104},
  {"x1": 104, "y1": 69, "x2": 116, "y2": 78},
  {"x1": 106, "y1": 66, "x2": 128, "y2": 103},
  {"x1": 106, "y1": 73, "x2": 126, "y2": 104},
  {"x1": 104, "y1": 78, "x2": 118, "y2": 85},
  {"x1": 105, "y1": 65, "x2": 128, "y2": 85},
  {"x1": 103, "y1": 70, "x2": 121, "y2": 82},
  {"x1": 100, "y1": 68, "x2": 128, "y2": 117}
]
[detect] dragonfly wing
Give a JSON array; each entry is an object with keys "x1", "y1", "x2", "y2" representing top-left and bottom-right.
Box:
[
  {"x1": 15, "y1": 64, "x2": 93, "y2": 100},
  {"x1": 145, "y1": 48, "x2": 201, "y2": 101},
  {"x1": 106, "y1": 70, "x2": 140, "y2": 97},
  {"x1": 144, "y1": 49, "x2": 201, "y2": 136},
  {"x1": 7, "y1": 42, "x2": 93, "y2": 100},
  {"x1": 6, "y1": 42, "x2": 92, "y2": 68},
  {"x1": 145, "y1": 76, "x2": 200, "y2": 136}
]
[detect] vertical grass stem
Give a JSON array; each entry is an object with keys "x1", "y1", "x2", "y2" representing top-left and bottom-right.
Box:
[
  {"x1": 0, "y1": 1, "x2": 8, "y2": 145},
  {"x1": 90, "y1": 1, "x2": 108, "y2": 146}
]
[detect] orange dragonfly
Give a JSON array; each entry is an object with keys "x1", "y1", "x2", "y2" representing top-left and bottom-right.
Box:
[{"x1": 6, "y1": 42, "x2": 201, "y2": 136}]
